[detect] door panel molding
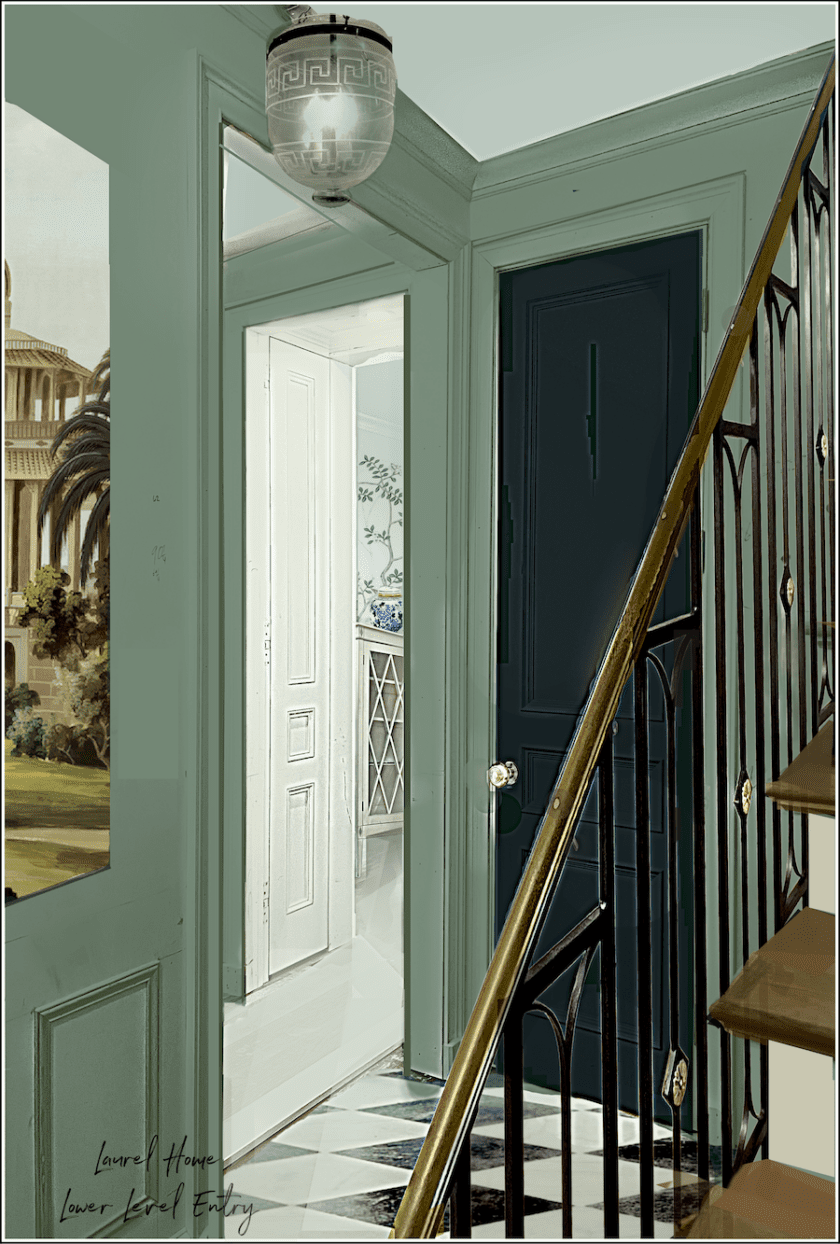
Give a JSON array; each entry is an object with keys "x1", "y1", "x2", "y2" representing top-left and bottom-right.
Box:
[{"x1": 35, "y1": 963, "x2": 161, "y2": 1238}]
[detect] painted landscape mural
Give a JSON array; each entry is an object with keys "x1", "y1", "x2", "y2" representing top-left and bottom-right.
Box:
[{"x1": 4, "y1": 104, "x2": 110, "y2": 901}]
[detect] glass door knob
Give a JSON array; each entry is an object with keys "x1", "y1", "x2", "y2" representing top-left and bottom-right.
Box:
[{"x1": 488, "y1": 760, "x2": 519, "y2": 790}]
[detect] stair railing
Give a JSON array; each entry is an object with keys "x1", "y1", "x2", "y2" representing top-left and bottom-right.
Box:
[{"x1": 392, "y1": 56, "x2": 835, "y2": 1240}]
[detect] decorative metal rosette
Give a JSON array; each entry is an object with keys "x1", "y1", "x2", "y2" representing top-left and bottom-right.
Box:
[
  {"x1": 734, "y1": 767, "x2": 753, "y2": 817},
  {"x1": 661, "y1": 1046, "x2": 690, "y2": 1110},
  {"x1": 816, "y1": 427, "x2": 828, "y2": 466},
  {"x1": 779, "y1": 566, "x2": 795, "y2": 614}
]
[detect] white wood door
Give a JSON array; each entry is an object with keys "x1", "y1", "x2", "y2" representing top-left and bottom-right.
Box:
[
  {"x1": 268, "y1": 337, "x2": 332, "y2": 975},
  {"x1": 245, "y1": 328, "x2": 354, "y2": 993}
]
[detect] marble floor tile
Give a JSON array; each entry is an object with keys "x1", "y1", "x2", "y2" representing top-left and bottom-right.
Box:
[
  {"x1": 328, "y1": 1075, "x2": 442, "y2": 1111},
  {"x1": 277, "y1": 1107, "x2": 430, "y2": 1153},
  {"x1": 234, "y1": 1140, "x2": 315, "y2": 1165},
  {"x1": 227, "y1": 1151, "x2": 411, "y2": 1205},
  {"x1": 225, "y1": 1202, "x2": 392, "y2": 1240},
  {"x1": 361, "y1": 1095, "x2": 561, "y2": 1127},
  {"x1": 466, "y1": 1205, "x2": 673, "y2": 1239},
  {"x1": 225, "y1": 1060, "x2": 703, "y2": 1241},
  {"x1": 306, "y1": 1183, "x2": 563, "y2": 1231},
  {"x1": 473, "y1": 1109, "x2": 672, "y2": 1151},
  {"x1": 591, "y1": 1137, "x2": 724, "y2": 1178},
  {"x1": 482, "y1": 1085, "x2": 599, "y2": 1111},
  {"x1": 337, "y1": 1132, "x2": 560, "y2": 1173},
  {"x1": 593, "y1": 1178, "x2": 715, "y2": 1225},
  {"x1": 470, "y1": 1151, "x2": 646, "y2": 1205}
]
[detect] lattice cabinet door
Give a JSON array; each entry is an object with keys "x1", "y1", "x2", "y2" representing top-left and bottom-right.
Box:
[{"x1": 357, "y1": 625, "x2": 404, "y2": 837}]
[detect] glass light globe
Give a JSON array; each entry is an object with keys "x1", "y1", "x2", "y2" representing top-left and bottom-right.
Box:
[{"x1": 266, "y1": 14, "x2": 396, "y2": 207}]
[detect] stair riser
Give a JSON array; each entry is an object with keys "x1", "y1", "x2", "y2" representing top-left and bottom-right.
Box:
[
  {"x1": 769, "y1": 1041, "x2": 836, "y2": 1178},
  {"x1": 809, "y1": 816, "x2": 836, "y2": 915}
]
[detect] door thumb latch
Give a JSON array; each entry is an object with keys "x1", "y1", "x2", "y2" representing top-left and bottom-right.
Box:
[{"x1": 488, "y1": 760, "x2": 519, "y2": 790}]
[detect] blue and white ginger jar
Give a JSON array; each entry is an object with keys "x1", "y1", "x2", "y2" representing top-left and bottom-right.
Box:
[{"x1": 371, "y1": 590, "x2": 403, "y2": 632}]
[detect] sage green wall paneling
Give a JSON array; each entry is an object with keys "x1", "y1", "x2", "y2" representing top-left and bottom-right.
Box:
[
  {"x1": 446, "y1": 44, "x2": 834, "y2": 1094},
  {"x1": 3, "y1": 5, "x2": 273, "y2": 1237}
]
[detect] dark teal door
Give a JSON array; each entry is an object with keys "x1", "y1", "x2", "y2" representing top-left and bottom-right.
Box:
[{"x1": 496, "y1": 232, "x2": 701, "y2": 1114}]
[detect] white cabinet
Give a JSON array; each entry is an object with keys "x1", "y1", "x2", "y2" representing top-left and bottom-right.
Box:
[{"x1": 356, "y1": 624, "x2": 404, "y2": 839}]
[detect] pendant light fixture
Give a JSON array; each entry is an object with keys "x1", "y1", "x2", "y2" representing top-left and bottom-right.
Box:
[{"x1": 266, "y1": 11, "x2": 396, "y2": 207}]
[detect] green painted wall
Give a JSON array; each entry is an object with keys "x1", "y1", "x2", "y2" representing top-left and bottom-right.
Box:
[
  {"x1": 3, "y1": 6, "x2": 273, "y2": 1237},
  {"x1": 4, "y1": 4, "x2": 834, "y2": 1234}
]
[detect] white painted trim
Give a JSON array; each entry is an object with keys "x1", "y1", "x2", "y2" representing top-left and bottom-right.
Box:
[
  {"x1": 327, "y1": 356, "x2": 355, "y2": 951},
  {"x1": 244, "y1": 327, "x2": 272, "y2": 993}
]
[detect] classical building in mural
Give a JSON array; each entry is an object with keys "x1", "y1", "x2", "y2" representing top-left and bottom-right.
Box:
[{"x1": 4, "y1": 260, "x2": 93, "y2": 718}]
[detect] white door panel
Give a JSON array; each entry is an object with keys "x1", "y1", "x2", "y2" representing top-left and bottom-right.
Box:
[{"x1": 269, "y1": 339, "x2": 331, "y2": 975}]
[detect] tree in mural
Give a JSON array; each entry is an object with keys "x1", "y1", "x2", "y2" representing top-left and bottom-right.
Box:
[
  {"x1": 14, "y1": 560, "x2": 110, "y2": 767},
  {"x1": 357, "y1": 454, "x2": 403, "y2": 618},
  {"x1": 37, "y1": 347, "x2": 110, "y2": 588}
]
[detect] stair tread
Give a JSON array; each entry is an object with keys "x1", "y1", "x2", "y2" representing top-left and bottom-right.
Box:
[
  {"x1": 708, "y1": 908, "x2": 835, "y2": 1056},
  {"x1": 685, "y1": 1159, "x2": 835, "y2": 1239},
  {"x1": 765, "y1": 721, "x2": 835, "y2": 815}
]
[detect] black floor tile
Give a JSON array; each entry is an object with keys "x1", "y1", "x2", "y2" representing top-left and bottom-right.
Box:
[
  {"x1": 306, "y1": 1183, "x2": 563, "y2": 1229},
  {"x1": 593, "y1": 1179, "x2": 715, "y2": 1224},
  {"x1": 591, "y1": 1138, "x2": 724, "y2": 1178},
  {"x1": 336, "y1": 1132, "x2": 561, "y2": 1172}
]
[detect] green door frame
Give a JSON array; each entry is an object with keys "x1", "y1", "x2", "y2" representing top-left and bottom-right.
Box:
[
  {"x1": 447, "y1": 178, "x2": 747, "y2": 1093},
  {"x1": 211, "y1": 55, "x2": 471, "y2": 1082}
]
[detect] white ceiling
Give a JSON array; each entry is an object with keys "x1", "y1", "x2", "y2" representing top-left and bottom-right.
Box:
[
  {"x1": 223, "y1": 4, "x2": 836, "y2": 253},
  {"x1": 331, "y1": 3, "x2": 836, "y2": 160},
  {"x1": 250, "y1": 293, "x2": 405, "y2": 363}
]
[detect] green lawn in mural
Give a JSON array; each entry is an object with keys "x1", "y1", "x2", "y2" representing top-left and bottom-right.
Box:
[{"x1": 4, "y1": 739, "x2": 109, "y2": 897}]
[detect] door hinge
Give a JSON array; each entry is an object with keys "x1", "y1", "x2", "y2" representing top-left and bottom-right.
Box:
[
  {"x1": 262, "y1": 881, "x2": 269, "y2": 924},
  {"x1": 702, "y1": 290, "x2": 709, "y2": 335}
]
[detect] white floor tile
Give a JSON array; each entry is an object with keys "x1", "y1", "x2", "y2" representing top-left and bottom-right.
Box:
[
  {"x1": 227, "y1": 1151, "x2": 410, "y2": 1205},
  {"x1": 470, "y1": 1152, "x2": 646, "y2": 1205},
  {"x1": 481, "y1": 1085, "x2": 596, "y2": 1110},
  {"x1": 278, "y1": 1107, "x2": 429, "y2": 1152},
  {"x1": 473, "y1": 1111, "x2": 671, "y2": 1151},
  {"x1": 226, "y1": 1202, "x2": 391, "y2": 1240},
  {"x1": 328, "y1": 1075, "x2": 442, "y2": 1111}
]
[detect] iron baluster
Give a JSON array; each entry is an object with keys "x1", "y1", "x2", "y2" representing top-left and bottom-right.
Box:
[
  {"x1": 598, "y1": 734, "x2": 619, "y2": 1238},
  {"x1": 634, "y1": 661, "x2": 655, "y2": 1235}
]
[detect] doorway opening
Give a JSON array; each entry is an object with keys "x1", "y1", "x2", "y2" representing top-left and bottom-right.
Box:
[{"x1": 223, "y1": 294, "x2": 406, "y2": 1166}]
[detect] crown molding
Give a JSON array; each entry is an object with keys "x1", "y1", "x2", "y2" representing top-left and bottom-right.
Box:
[
  {"x1": 220, "y1": 4, "x2": 287, "y2": 40},
  {"x1": 390, "y1": 90, "x2": 478, "y2": 202},
  {"x1": 473, "y1": 41, "x2": 835, "y2": 199}
]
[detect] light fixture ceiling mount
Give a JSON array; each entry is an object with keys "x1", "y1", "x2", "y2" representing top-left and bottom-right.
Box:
[{"x1": 266, "y1": 11, "x2": 397, "y2": 207}]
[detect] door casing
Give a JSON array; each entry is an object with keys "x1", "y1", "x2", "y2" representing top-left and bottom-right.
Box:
[{"x1": 451, "y1": 179, "x2": 747, "y2": 1105}]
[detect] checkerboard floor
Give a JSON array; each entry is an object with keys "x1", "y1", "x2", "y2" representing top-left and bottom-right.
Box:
[{"x1": 223, "y1": 1052, "x2": 718, "y2": 1239}]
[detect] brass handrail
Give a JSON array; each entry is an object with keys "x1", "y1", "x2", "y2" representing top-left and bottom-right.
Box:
[{"x1": 392, "y1": 55, "x2": 836, "y2": 1239}]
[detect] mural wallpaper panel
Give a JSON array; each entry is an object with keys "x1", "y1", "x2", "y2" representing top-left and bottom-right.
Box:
[{"x1": 4, "y1": 103, "x2": 110, "y2": 902}]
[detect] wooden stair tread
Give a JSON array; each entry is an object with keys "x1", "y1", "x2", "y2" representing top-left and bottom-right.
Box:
[
  {"x1": 708, "y1": 908, "x2": 835, "y2": 1056},
  {"x1": 765, "y1": 721, "x2": 835, "y2": 815},
  {"x1": 685, "y1": 1159, "x2": 835, "y2": 1239}
]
